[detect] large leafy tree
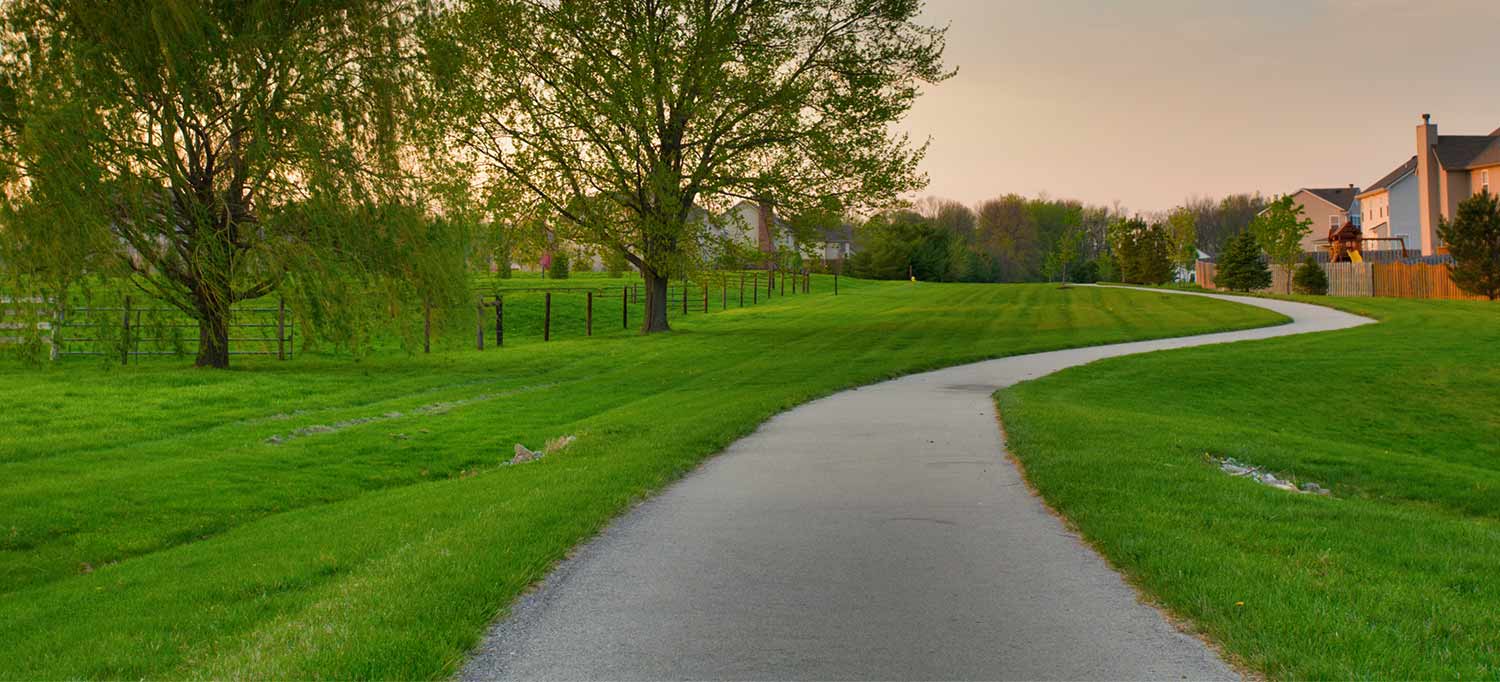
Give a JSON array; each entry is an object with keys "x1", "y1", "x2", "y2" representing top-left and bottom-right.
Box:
[
  {"x1": 1439, "y1": 189, "x2": 1500, "y2": 300},
  {"x1": 1250, "y1": 195, "x2": 1312, "y2": 294},
  {"x1": 1108, "y1": 217, "x2": 1172, "y2": 285},
  {"x1": 435, "y1": 0, "x2": 949, "y2": 333},
  {"x1": 0, "y1": 0, "x2": 462, "y2": 367},
  {"x1": 974, "y1": 194, "x2": 1039, "y2": 282},
  {"x1": 1165, "y1": 206, "x2": 1198, "y2": 273}
]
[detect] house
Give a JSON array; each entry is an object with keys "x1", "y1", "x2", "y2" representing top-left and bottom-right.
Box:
[
  {"x1": 1275, "y1": 187, "x2": 1360, "y2": 253},
  {"x1": 1355, "y1": 156, "x2": 1419, "y2": 253},
  {"x1": 719, "y1": 199, "x2": 793, "y2": 255},
  {"x1": 816, "y1": 223, "x2": 856, "y2": 266},
  {"x1": 1359, "y1": 115, "x2": 1500, "y2": 256},
  {"x1": 1412, "y1": 114, "x2": 1500, "y2": 255}
]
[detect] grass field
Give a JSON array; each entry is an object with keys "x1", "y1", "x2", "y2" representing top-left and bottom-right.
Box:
[
  {"x1": 998, "y1": 295, "x2": 1500, "y2": 679},
  {"x1": 0, "y1": 279, "x2": 1284, "y2": 679}
]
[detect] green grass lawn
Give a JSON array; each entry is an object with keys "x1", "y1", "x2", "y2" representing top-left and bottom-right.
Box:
[
  {"x1": 0, "y1": 279, "x2": 1283, "y2": 679},
  {"x1": 998, "y1": 295, "x2": 1500, "y2": 679}
]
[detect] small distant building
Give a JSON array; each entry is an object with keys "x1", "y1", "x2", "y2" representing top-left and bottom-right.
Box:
[{"x1": 816, "y1": 223, "x2": 856, "y2": 266}]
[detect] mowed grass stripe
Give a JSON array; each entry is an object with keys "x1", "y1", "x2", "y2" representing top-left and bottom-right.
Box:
[
  {"x1": 998, "y1": 295, "x2": 1500, "y2": 679},
  {"x1": 0, "y1": 279, "x2": 1284, "y2": 679}
]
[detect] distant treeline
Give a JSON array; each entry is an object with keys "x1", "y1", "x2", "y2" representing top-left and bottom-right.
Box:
[{"x1": 846, "y1": 193, "x2": 1268, "y2": 284}]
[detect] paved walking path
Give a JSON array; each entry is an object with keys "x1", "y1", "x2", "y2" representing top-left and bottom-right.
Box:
[{"x1": 461, "y1": 288, "x2": 1372, "y2": 681}]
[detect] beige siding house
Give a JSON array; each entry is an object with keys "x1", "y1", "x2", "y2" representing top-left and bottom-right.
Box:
[
  {"x1": 1279, "y1": 187, "x2": 1359, "y2": 253},
  {"x1": 1413, "y1": 114, "x2": 1500, "y2": 255}
]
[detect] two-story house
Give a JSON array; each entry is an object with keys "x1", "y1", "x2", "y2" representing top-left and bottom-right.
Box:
[
  {"x1": 1355, "y1": 156, "x2": 1419, "y2": 252},
  {"x1": 1361, "y1": 115, "x2": 1500, "y2": 256}
]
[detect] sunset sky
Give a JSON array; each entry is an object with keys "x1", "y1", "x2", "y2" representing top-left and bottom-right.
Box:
[{"x1": 900, "y1": 0, "x2": 1500, "y2": 214}]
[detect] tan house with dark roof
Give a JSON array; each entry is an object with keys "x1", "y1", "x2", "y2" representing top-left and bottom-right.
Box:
[
  {"x1": 1412, "y1": 114, "x2": 1500, "y2": 255},
  {"x1": 1279, "y1": 186, "x2": 1359, "y2": 253}
]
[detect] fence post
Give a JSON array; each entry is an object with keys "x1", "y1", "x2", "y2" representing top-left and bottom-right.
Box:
[
  {"x1": 753, "y1": 273, "x2": 759, "y2": 303},
  {"x1": 51, "y1": 302, "x2": 62, "y2": 361},
  {"x1": 622, "y1": 286, "x2": 628, "y2": 329},
  {"x1": 804, "y1": 271, "x2": 809, "y2": 293},
  {"x1": 476, "y1": 299, "x2": 484, "y2": 350},
  {"x1": 834, "y1": 272, "x2": 838, "y2": 295},
  {"x1": 703, "y1": 280, "x2": 708, "y2": 312},
  {"x1": 121, "y1": 295, "x2": 131, "y2": 366},
  {"x1": 277, "y1": 297, "x2": 287, "y2": 361},
  {"x1": 544, "y1": 292, "x2": 551, "y2": 341},
  {"x1": 780, "y1": 270, "x2": 785, "y2": 296},
  {"x1": 586, "y1": 291, "x2": 593, "y2": 336},
  {"x1": 682, "y1": 282, "x2": 688, "y2": 315},
  {"x1": 423, "y1": 299, "x2": 431, "y2": 354},
  {"x1": 496, "y1": 295, "x2": 503, "y2": 347},
  {"x1": 722, "y1": 278, "x2": 727, "y2": 310},
  {"x1": 739, "y1": 272, "x2": 745, "y2": 307}
]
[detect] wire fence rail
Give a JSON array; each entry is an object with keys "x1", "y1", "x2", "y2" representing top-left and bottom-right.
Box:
[
  {"x1": 2, "y1": 269, "x2": 842, "y2": 363},
  {"x1": 0, "y1": 295, "x2": 296, "y2": 363}
]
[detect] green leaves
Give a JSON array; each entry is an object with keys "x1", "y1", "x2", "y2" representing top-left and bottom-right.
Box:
[
  {"x1": 0, "y1": 0, "x2": 467, "y2": 365},
  {"x1": 1438, "y1": 190, "x2": 1500, "y2": 300}
]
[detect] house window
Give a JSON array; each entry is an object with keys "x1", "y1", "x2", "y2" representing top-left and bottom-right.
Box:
[
  {"x1": 1330, "y1": 214, "x2": 1342, "y2": 230},
  {"x1": 1483, "y1": 170, "x2": 1491, "y2": 194}
]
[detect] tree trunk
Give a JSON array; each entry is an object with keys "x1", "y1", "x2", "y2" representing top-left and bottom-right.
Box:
[
  {"x1": 639, "y1": 265, "x2": 671, "y2": 334},
  {"x1": 195, "y1": 310, "x2": 230, "y2": 368}
]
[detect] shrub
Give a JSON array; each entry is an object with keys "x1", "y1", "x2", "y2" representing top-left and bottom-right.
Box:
[
  {"x1": 1069, "y1": 258, "x2": 1101, "y2": 283},
  {"x1": 603, "y1": 249, "x2": 630, "y2": 278},
  {"x1": 548, "y1": 250, "x2": 571, "y2": 279},
  {"x1": 1292, "y1": 256, "x2": 1328, "y2": 295}
]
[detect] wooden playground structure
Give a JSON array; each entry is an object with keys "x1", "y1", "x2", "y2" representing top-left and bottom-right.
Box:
[{"x1": 1323, "y1": 220, "x2": 1409, "y2": 263}]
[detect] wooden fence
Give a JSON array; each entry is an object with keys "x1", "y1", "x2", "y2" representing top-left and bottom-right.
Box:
[
  {"x1": 1195, "y1": 260, "x2": 1489, "y2": 301},
  {"x1": 1370, "y1": 262, "x2": 1487, "y2": 300}
]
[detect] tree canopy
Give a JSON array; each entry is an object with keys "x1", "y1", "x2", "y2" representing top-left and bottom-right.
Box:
[
  {"x1": 1250, "y1": 195, "x2": 1312, "y2": 293},
  {"x1": 0, "y1": 0, "x2": 468, "y2": 367},
  {"x1": 433, "y1": 0, "x2": 950, "y2": 332}
]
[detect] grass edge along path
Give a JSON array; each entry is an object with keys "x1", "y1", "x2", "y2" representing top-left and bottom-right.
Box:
[
  {"x1": 997, "y1": 292, "x2": 1500, "y2": 679},
  {"x1": 0, "y1": 280, "x2": 1287, "y2": 680}
]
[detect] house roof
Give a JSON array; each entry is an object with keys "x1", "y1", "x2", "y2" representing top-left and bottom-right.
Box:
[
  {"x1": 818, "y1": 224, "x2": 854, "y2": 243},
  {"x1": 1360, "y1": 156, "x2": 1417, "y2": 197},
  {"x1": 1302, "y1": 187, "x2": 1359, "y2": 211},
  {"x1": 1434, "y1": 135, "x2": 1500, "y2": 170}
]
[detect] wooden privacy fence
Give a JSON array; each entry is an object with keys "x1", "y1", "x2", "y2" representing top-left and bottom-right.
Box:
[
  {"x1": 1371, "y1": 262, "x2": 1487, "y2": 300},
  {"x1": 1195, "y1": 260, "x2": 1489, "y2": 300}
]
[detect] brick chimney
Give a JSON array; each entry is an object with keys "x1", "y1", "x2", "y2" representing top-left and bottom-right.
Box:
[
  {"x1": 1416, "y1": 113, "x2": 1441, "y2": 255},
  {"x1": 756, "y1": 199, "x2": 776, "y2": 255}
]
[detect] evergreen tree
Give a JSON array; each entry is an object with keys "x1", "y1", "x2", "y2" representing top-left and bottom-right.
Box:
[
  {"x1": 1216, "y1": 230, "x2": 1271, "y2": 292},
  {"x1": 1439, "y1": 190, "x2": 1500, "y2": 300},
  {"x1": 1292, "y1": 255, "x2": 1328, "y2": 295}
]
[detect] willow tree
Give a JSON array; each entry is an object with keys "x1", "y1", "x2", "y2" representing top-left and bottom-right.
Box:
[
  {"x1": 0, "y1": 0, "x2": 459, "y2": 367},
  {"x1": 435, "y1": 0, "x2": 949, "y2": 332}
]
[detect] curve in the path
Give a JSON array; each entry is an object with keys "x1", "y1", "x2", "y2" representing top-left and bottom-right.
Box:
[{"x1": 460, "y1": 288, "x2": 1373, "y2": 681}]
